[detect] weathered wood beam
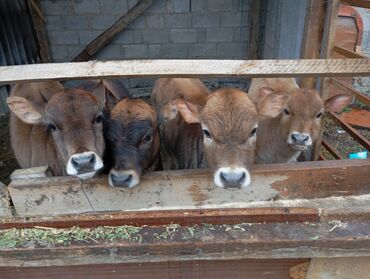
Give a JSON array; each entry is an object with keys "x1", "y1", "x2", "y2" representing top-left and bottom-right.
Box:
[
  {"x1": 321, "y1": 140, "x2": 342, "y2": 159},
  {"x1": 333, "y1": 45, "x2": 368, "y2": 58},
  {"x1": 248, "y1": 0, "x2": 261, "y2": 59},
  {"x1": 72, "y1": 0, "x2": 153, "y2": 62},
  {"x1": 0, "y1": 59, "x2": 369, "y2": 85},
  {"x1": 300, "y1": 0, "x2": 327, "y2": 89},
  {"x1": 28, "y1": 0, "x2": 51, "y2": 62},
  {"x1": 1, "y1": 221, "x2": 370, "y2": 266},
  {"x1": 5, "y1": 159, "x2": 370, "y2": 220},
  {"x1": 340, "y1": 0, "x2": 370, "y2": 8}
]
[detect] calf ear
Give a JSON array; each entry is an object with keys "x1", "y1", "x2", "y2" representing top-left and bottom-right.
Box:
[
  {"x1": 176, "y1": 99, "x2": 201, "y2": 123},
  {"x1": 259, "y1": 87, "x2": 275, "y2": 98},
  {"x1": 258, "y1": 91, "x2": 289, "y2": 118},
  {"x1": 92, "y1": 80, "x2": 128, "y2": 112},
  {"x1": 324, "y1": 94, "x2": 353, "y2": 112},
  {"x1": 7, "y1": 96, "x2": 43, "y2": 124},
  {"x1": 162, "y1": 99, "x2": 178, "y2": 121}
]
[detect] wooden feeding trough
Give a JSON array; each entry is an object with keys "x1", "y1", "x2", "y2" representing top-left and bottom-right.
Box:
[{"x1": 0, "y1": 57, "x2": 369, "y2": 278}]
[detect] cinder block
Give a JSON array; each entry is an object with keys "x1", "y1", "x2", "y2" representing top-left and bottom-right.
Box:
[
  {"x1": 233, "y1": 27, "x2": 248, "y2": 41},
  {"x1": 67, "y1": 45, "x2": 84, "y2": 59},
  {"x1": 45, "y1": 16, "x2": 63, "y2": 31},
  {"x1": 40, "y1": 0, "x2": 73, "y2": 15},
  {"x1": 147, "y1": 0, "x2": 166, "y2": 13},
  {"x1": 63, "y1": 15, "x2": 90, "y2": 30},
  {"x1": 171, "y1": 29, "x2": 197, "y2": 43},
  {"x1": 73, "y1": 0, "x2": 100, "y2": 14},
  {"x1": 122, "y1": 44, "x2": 148, "y2": 58},
  {"x1": 49, "y1": 31, "x2": 79, "y2": 45},
  {"x1": 95, "y1": 45, "x2": 124, "y2": 60},
  {"x1": 192, "y1": 13, "x2": 220, "y2": 27},
  {"x1": 207, "y1": 0, "x2": 234, "y2": 12},
  {"x1": 197, "y1": 28, "x2": 206, "y2": 42},
  {"x1": 221, "y1": 12, "x2": 243, "y2": 27},
  {"x1": 206, "y1": 28, "x2": 234, "y2": 42},
  {"x1": 165, "y1": 14, "x2": 191, "y2": 28},
  {"x1": 142, "y1": 30, "x2": 169, "y2": 43},
  {"x1": 191, "y1": 0, "x2": 207, "y2": 12},
  {"x1": 128, "y1": 15, "x2": 146, "y2": 28},
  {"x1": 189, "y1": 43, "x2": 217, "y2": 58},
  {"x1": 112, "y1": 30, "x2": 135, "y2": 44},
  {"x1": 50, "y1": 45, "x2": 68, "y2": 60},
  {"x1": 99, "y1": 0, "x2": 128, "y2": 14},
  {"x1": 146, "y1": 15, "x2": 165, "y2": 29},
  {"x1": 90, "y1": 15, "x2": 120, "y2": 30},
  {"x1": 160, "y1": 44, "x2": 189, "y2": 58},
  {"x1": 217, "y1": 42, "x2": 247, "y2": 58},
  {"x1": 78, "y1": 30, "x2": 102, "y2": 45},
  {"x1": 148, "y1": 44, "x2": 161, "y2": 58},
  {"x1": 168, "y1": 0, "x2": 190, "y2": 13}
]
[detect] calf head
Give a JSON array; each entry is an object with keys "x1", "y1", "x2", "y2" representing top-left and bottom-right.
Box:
[
  {"x1": 259, "y1": 87, "x2": 353, "y2": 151},
  {"x1": 7, "y1": 88, "x2": 105, "y2": 179},
  {"x1": 173, "y1": 88, "x2": 288, "y2": 189},
  {"x1": 107, "y1": 99, "x2": 160, "y2": 188}
]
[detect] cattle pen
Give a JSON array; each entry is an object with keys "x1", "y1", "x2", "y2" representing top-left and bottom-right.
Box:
[{"x1": 0, "y1": 0, "x2": 370, "y2": 279}]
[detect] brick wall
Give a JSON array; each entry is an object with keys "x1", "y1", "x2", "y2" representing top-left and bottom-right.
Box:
[{"x1": 40, "y1": 0, "x2": 251, "y2": 95}]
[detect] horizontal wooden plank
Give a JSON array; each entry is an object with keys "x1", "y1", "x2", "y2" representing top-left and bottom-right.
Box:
[
  {"x1": 3, "y1": 159, "x2": 370, "y2": 228},
  {"x1": 0, "y1": 221, "x2": 369, "y2": 266},
  {"x1": 0, "y1": 259, "x2": 309, "y2": 279},
  {"x1": 0, "y1": 59, "x2": 370, "y2": 84}
]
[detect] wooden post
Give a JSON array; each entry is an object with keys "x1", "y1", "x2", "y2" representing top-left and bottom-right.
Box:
[
  {"x1": 248, "y1": 0, "x2": 261, "y2": 59},
  {"x1": 300, "y1": 0, "x2": 327, "y2": 89},
  {"x1": 72, "y1": 0, "x2": 153, "y2": 62},
  {"x1": 28, "y1": 0, "x2": 51, "y2": 62},
  {"x1": 313, "y1": 0, "x2": 340, "y2": 160}
]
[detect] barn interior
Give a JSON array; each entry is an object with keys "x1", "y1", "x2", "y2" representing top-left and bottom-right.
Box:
[{"x1": 0, "y1": 0, "x2": 370, "y2": 278}]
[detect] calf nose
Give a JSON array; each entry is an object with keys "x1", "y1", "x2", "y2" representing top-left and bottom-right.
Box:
[
  {"x1": 109, "y1": 169, "x2": 140, "y2": 188},
  {"x1": 214, "y1": 167, "x2": 251, "y2": 189},
  {"x1": 290, "y1": 133, "x2": 309, "y2": 145},
  {"x1": 66, "y1": 151, "x2": 103, "y2": 179}
]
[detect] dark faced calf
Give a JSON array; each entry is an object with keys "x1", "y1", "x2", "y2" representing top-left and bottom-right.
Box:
[
  {"x1": 105, "y1": 99, "x2": 160, "y2": 188},
  {"x1": 8, "y1": 82, "x2": 105, "y2": 178},
  {"x1": 152, "y1": 78, "x2": 288, "y2": 189}
]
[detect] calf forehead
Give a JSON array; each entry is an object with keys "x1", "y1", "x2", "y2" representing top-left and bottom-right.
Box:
[
  {"x1": 202, "y1": 89, "x2": 257, "y2": 139},
  {"x1": 289, "y1": 89, "x2": 324, "y2": 115},
  {"x1": 111, "y1": 99, "x2": 157, "y2": 125},
  {"x1": 46, "y1": 90, "x2": 99, "y2": 122}
]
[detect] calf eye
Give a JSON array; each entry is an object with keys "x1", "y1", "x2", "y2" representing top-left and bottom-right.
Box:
[
  {"x1": 316, "y1": 112, "x2": 323, "y2": 118},
  {"x1": 250, "y1": 127, "x2": 257, "y2": 137},
  {"x1": 203, "y1": 129, "x2": 211, "y2": 139},
  {"x1": 95, "y1": 115, "x2": 103, "y2": 124},
  {"x1": 48, "y1": 123, "x2": 57, "y2": 132},
  {"x1": 283, "y1": 109, "x2": 290, "y2": 115},
  {"x1": 142, "y1": 134, "x2": 152, "y2": 144}
]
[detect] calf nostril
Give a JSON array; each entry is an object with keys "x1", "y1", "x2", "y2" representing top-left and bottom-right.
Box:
[
  {"x1": 220, "y1": 172, "x2": 227, "y2": 183},
  {"x1": 71, "y1": 157, "x2": 79, "y2": 168},
  {"x1": 88, "y1": 154, "x2": 96, "y2": 165},
  {"x1": 238, "y1": 172, "x2": 246, "y2": 183}
]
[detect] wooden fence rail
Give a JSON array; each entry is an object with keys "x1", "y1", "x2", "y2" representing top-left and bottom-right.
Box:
[{"x1": 0, "y1": 59, "x2": 369, "y2": 84}]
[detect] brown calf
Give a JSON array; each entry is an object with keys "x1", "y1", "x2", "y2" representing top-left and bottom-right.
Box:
[
  {"x1": 248, "y1": 78, "x2": 353, "y2": 163},
  {"x1": 106, "y1": 99, "x2": 160, "y2": 188},
  {"x1": 7, "y1": 82, "x2": 105, "y2": 178},
  {"x1": 152, "y1": 78, "x2": 288, "y2": 189}
]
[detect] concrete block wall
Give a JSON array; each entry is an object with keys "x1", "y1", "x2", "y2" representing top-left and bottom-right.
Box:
[{"x1": 40, "y1": 0, "x2": 251, "y2": 95}]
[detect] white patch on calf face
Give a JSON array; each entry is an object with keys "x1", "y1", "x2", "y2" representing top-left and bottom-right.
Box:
[
  {"x1": 66, "y1": 151, "x2": 103, "y2": 178},
  {"x1": 213, "y1": 167, "x2": 251, "y2": 189}
]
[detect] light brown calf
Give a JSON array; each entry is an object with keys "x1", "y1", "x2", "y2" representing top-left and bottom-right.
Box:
[
  {"x1": 7, "y1": 82, "x2": 105, "y2": 178},
  {"x1": 105, "y1": 98, "x2": 160, "y2": 188},
  {"x1": 152, "y1": 78, "x2": 288, "y2": 189},
  {"x1": 248, "y1": 78, "x2": 353, "y2": 163}
]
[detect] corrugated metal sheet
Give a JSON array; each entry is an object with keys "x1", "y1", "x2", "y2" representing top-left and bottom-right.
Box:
[{"x1": 0, "y1": 0, "x2": 40, "y2": 114}]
